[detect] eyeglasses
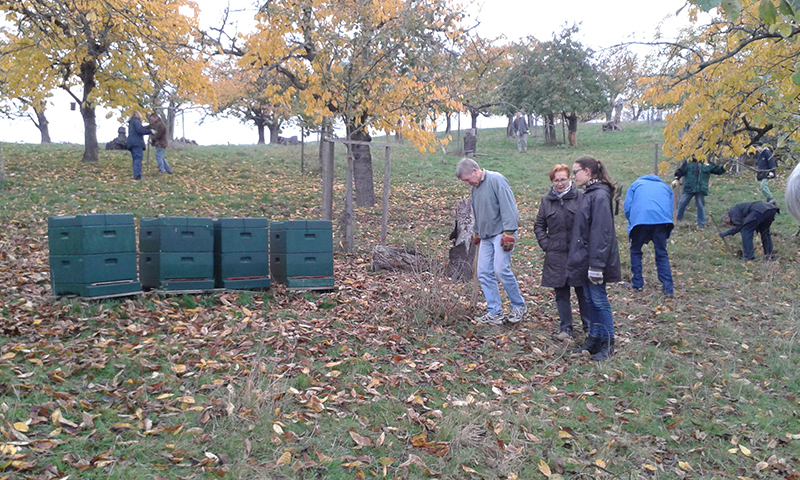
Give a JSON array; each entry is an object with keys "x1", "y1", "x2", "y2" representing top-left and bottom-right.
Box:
[
  {"x1": 572, "y1": 169, "x2": 584, "y2": 175},
  {"x1": 552, "y1": 178, "x2": 569, "y2": 183}
]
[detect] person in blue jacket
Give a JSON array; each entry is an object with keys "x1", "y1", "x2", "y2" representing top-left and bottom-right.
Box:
[
  {"x1": 126, "y1": 111, "x2": 151, "y2": 180},
  {"x1": 623, "y1": 175, "x2": 674, "y2": 296}
]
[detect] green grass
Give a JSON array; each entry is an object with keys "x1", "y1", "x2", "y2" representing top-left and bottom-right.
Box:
[{"x1": 1, "y1": 122, "x2": 799, "y2": 479}]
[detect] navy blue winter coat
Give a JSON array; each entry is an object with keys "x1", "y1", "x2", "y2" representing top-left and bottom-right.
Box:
[{"x1": 126, "y1": 117, "x2": 151, "y2": 150}]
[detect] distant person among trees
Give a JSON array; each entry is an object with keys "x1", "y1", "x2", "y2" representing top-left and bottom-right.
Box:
[
  {"x1": 719, "y1": 201, "x2": 779, "y2": 261},
  {"x1": 623, "y1": 175, "x2": 674, "y2": 296},
  {"x1": 126, "y1": 111, "x2": 151, "y2": 181},
  {"x1": 149, "y1": 112, "x2": 173, "y2": 175},
  {"x1": 567, "y1": 156, "x2": 621, "y2": 362},
  {"x1": 755, "y1": 142, "x2": 776, "y2": 203},
  {"x1": 534, "y1": 163, "x2": 588, "y2": 341},
  {"x1": 455, "y1": 157, "x2": 527, "y2": 326},
  {"x1": 512, "y1": 112, "x2": 528, "y2": 153},
  {"x1": 566, "y1": 112, "x2": 578, "y2": 147},
  {"x1": 671, "y1": 155, "x2": 726, "y2": 229}
]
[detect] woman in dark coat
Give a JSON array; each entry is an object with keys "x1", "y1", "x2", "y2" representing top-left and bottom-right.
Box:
[
  {"x1": 567, "y1": 156, "x2": 621, "y2": 361},
  {"x1": 534, "y1": 164, "x2": 588, "y2": 341},
  {"x1": 126, "y1": 111, "x2": 151, "y2": 180}
]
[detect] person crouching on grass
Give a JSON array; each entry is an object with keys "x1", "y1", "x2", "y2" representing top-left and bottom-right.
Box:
[
  {"x1": 455, "y1": 158, "x2": 527, "y2": 326},
  {"x1": 567, "y1": 156, "x2": 621, "y2": 361}
]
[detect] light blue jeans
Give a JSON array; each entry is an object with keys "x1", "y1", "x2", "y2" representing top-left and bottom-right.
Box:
[
  {"x1": 155, "y1": 147, "x2": 172, "y2": 173},
  {"x1": 477, "y1": 233, "x2": 525, "y2": 315},
  {"x1": 676, "y1": 192, "x2": 706, "y2": 228}
]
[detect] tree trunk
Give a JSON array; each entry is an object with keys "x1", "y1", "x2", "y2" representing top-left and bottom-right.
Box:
[
  {"x1": 167, "y1": 100, "x2": 178, "y2": 141},
  {"x1": 506, "y1": 116, "x2": 514, "y2": 137},
  {"x1": 470, "y1": 110, "x2": 479, "y2": 130},
  {"x1": 33, "y1": 107, "x2": 51, "y2": 144},
  {"x1": 79, "y1": 59, "x2": 99, "y2": 163},
  {"x1": 256, "y1": 122, "x2": 266, "y2": 145},
  {"x1": 349, "y1": 128, "x2": 375, "y2": 207},
  {"x1": 613, "y1": 98, "x2": 624, "y2": 124},
  {"x1": 80, "y1": 105, "x2": 99, "y2": 163},
  {"x1": 268, "y1": 123, "x2": 280, "y2": 144},
  {"x1": 544, "y1": 113, "x2": 556, "y2": 146},
  {"x1": 445, "y1": 113, "x2": 451, "y2": 135},
  {"x1": 318, "y1": 117, "x2": 331, "y2": 171}
]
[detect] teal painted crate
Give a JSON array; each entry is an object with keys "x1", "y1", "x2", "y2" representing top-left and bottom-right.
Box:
[
  {"x1": 214, "y1": 251, "x2": 271, "y2": 289},
  {"x1": 270, "y1": 252, "x2": 334, "y2": 280},
  {"x1": 52, "y1": 281, "x2": 142, "y2": 298},
  {"x1": 48, "y1": 214, "x2": 136, "y2": 255},
  {"x1": 139, "y1": 252, "x2": 214, "y2": 291},
  {"x1": 270, "y1": 228, "x2": 332, "y2": 254},
  {"x1": 272, "y1": 276, "x2": 334, "y2": 289},
  {"x1": 139, "y1": 217, "x2": 214, "y2": 253},
  {"x1": 214, "y1": 218, "x2": 270, "y2": 254},
  {"x1": 50, "y1": 252, "x2": 138, "y2": 285}
]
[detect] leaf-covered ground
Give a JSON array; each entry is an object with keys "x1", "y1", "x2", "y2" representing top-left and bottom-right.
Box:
[{"x1": 1, "y1": 127, "x2": 800, "y2": 479}]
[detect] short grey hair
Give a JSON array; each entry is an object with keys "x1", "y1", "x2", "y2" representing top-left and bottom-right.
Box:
[{"x1": 456, "y1": 157, "x2": 480, "y2": 179}]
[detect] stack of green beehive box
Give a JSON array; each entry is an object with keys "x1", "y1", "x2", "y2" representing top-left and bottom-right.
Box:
[
  {"x1": 270, "y1": 220, "x2": 334, "y2": 289},
  {"x1": 213, "y1": 218, "x2": 271, "y2": 290},
  {"x1": 139, "y1": 217, "x2": 215, "y2": 291},
  {"x1": 48, "y1": 213, "x2": 142, "y2": 298}
]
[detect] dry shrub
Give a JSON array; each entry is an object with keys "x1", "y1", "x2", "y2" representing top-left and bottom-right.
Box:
[{"x1": 402, "y1": 255, "x2": 474, "y2": 325}]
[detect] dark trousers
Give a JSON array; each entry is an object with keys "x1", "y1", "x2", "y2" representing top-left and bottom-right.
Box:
[
  {"x1": 130, "y1": 147, "x2": 144, "y2": 179},
  {"x1": 740, "y1": 211, "x2": 776, "y2": 260},
  {"x1": 630, "y1": 224, "x2": 674, "y2": 295},
  {"x1": 554, "y1": 285, "x2": 589, "y2": 333}
]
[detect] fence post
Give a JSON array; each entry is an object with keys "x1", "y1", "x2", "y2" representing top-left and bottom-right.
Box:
[
  {"x1": 654, "y1": 143, "x2": 659, "y2": 175},
  {"x1": 381, "y1": 146, "x2": 392, "y2": 246},
  {"x1": 344, "y1": 155, "x2": 354, "y2": 252},
  {"x1": 321, "y1": 139, "x2": 333, "y2": 221}
]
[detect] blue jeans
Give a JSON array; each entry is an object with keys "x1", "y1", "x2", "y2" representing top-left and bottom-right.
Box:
[
  {"x1": 477, "y1": 234, "x2": 525, "y2": 315},
  {"x1": 740, "y1": 210, "x2": 776, "y2": 260},
  {"x1": 582, "y1": 282, "x2": 614, "y2": 339},
  {"x1": 130, "y1": 147, "x2": 143, "y2": 179},
  {"x1": 155, "y1": 147, "x2": 172, "y2": 173},
  {"x1": 554, "y1": 285, "x2": 589, "y2": 333},
  {"x1": 676, "y1": 192, "x2": 706, "y2": 227},
  {"x1": 630, "y1": 224, "x2": 674, "y2": 295}
]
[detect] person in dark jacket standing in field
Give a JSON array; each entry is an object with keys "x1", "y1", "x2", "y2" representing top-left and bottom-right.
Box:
[
  {"x1": 513, "y1": 112, "x2": 528, "y2": 153},
  {"x1": 149, "y1": 112, "x2": 173, "y2": 174},
  {"x1": 755, "y1": 143, "x2": 776, "y2": 202},
  {"x1": 456, "y1": 157, "x2": 527, "y2": 326},
  {"x1": 534, "y1": 164, "x2": 588, "y2": 341},
  {"x1": 567, "y1": 156, "x2": 621, "y2": 361},
  {"x1": 671, "y1": 155, "x2": 725, "y2": 229},
  {"x1": 127, "y1": 111, "x2": 151, "y2": 180},
  {"x1": 624, "y1": 175, "x2": 674, "y2": 296},
  {"x1": 719, "y1": 201, "x2": 779, "y2": 261}
]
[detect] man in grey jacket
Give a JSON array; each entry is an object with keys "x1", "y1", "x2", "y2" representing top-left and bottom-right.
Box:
[
  {"x1": 456, "y1": 158, "x2": 527, "y2": 325},
  {"x1": 513, "y1": 112, "x2": 528, "y2": 153}
]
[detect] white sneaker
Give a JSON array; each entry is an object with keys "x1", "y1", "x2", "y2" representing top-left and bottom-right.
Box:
[
  {"x1": 475, "y1": 312, "x2": 505, "y2": 325},
  {"x1": 506, "y1": 305, "x2": 527, "y2": 324}
]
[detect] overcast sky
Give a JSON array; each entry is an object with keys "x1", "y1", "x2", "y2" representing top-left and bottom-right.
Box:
[{"x1": 1, "y1": 0, "x2": 695, "y2": 145}]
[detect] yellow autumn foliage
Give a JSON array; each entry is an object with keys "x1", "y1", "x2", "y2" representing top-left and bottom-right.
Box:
[
  {"x1": 239, "y1": 0, "x2": 465, "y2": 147},
  {"x1": 643, "y1": 0, "x2": 800, "y2": 162}
]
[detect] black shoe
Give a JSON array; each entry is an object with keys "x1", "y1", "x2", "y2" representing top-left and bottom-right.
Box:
[
  {"x1": 591, "y1": 337, "x2": 615, "y2": 362},
  {"x1": 572, "y1": 335, "x2": 602, "y2": 355}
]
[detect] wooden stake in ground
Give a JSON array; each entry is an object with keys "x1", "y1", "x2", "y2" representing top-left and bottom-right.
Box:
[{"x1": 470, "y1": 242, "x2": 480, "y2": 308}]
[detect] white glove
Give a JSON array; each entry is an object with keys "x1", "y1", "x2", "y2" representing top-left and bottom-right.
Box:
[
  {"x1": 588, "y1": 268, "x2": 604, "y2": 285},
  {"x1": 671, "y1": 179, "x2": 679, "y2": 188}
]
